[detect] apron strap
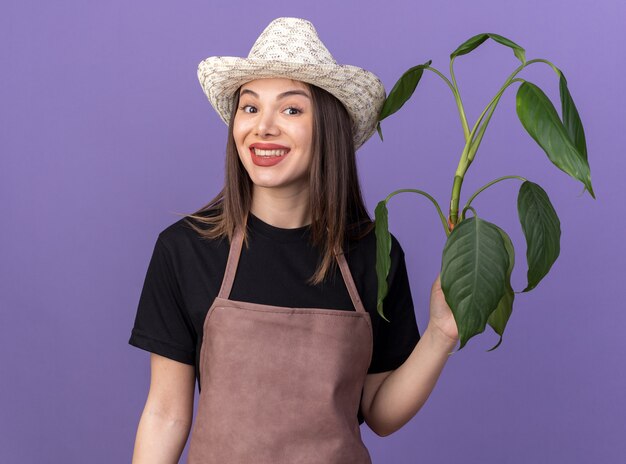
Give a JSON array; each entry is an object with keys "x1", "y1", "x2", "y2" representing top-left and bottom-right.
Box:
[
  {"x1": 218, "y1": 220, "x2": 368, "y2": 315},
  {"x1": 334, "y1": 248, "x2": 368, "y2": 314},
  {"x1": 217, "y1": 225, "x2": 245, "y2": 300}
]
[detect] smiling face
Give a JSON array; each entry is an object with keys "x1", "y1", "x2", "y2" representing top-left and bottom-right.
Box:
[{"x1": 232, "y1": 78, "x2": 314, "y2": 197}]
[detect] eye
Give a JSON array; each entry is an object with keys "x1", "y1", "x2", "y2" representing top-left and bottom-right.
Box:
[
  {"x1": 239, "y1": 105, "x2": 257, "y2": 114},
  {"x1": 283, "y1": 106, "x2": 303, "y2": 115}
]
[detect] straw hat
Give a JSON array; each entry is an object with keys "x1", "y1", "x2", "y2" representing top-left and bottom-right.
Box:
[{"x1": 197, "y1": 17, "x2": 386, "y2": 150}]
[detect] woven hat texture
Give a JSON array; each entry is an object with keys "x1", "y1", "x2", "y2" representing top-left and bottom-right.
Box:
[{"x1": 197, "y1": 17, "x2": 386, "y2": 150}]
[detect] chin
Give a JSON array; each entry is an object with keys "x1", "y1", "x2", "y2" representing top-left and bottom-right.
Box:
[
  {"x1": 253, "y1": 180, "x2": 289, "y2": 190},
  {"x1": 252, "y1": 176, "x2": 307, "y2": 191}
]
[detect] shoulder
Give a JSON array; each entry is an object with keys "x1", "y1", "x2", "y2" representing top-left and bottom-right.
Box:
[
  {"x1": 156, "y1": 207, "x2": 224, "y2": 254},
  {"x1": 345, "y1": 222, "x2": 406, "y2": 272},
  {"x1": 347, "y1": 221, "x2": 405, "y2": 258}
]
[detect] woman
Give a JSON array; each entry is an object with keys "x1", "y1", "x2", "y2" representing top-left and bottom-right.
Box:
[{"x1": 129, "y1": 17, "x2": 459, "y2": 463}]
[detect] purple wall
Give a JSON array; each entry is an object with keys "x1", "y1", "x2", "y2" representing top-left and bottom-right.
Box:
[{"x1": 2, "y1": 0, "x2": 624, "y2": 462}]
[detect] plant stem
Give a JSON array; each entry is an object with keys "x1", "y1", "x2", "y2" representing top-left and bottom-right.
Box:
[
  {"x1": 446, "y1": 57, "x2": 554, "y2": 227},
  {"x1": 449, "y1": 78, "x2": 523, "y2": 225},
  {"x1": 461, "y1": 175, "x2": 528, "y2": 220},
  {"x1": 384, "y1": 188, "x2": 450, "y2": 237}
]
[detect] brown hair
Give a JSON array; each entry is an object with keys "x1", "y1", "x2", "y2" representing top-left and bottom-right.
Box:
[{"x1": 181, "y1": 82, "x2": 374, "y2": 285}]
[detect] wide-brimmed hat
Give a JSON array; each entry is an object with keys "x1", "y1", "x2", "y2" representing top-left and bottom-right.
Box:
[{"x1": 197, "y1": 17, "x2": 386, "y2": 150}]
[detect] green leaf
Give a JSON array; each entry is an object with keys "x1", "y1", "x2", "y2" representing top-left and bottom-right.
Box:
[
  {"x1": 558, "y1": 70, "x2": 588, "y2": 162},
  {"x1": 450, "y1": 33, "x2": 526, "y2": 64},
  {"x1": 378, "y1": 60, "x2": 432, "y2": 122},
  {"x1": 487, "y1": 225, "x2": 516, "y2": 351},
  {"x1": 440, "y1": 216, "x2": 510, "y2": 349},
  {"x1": 374, "y1": 200, "x2": 391, "y2": 322},
  {"x1": 517, "y1": 181, "x2": 561, "y2": 292},
  {"x1": 516, "y1": 81, "x2": 595, "y2": 198},
  {"x1": 376, "y1": 121, "x2": 384, "y2": 141}
]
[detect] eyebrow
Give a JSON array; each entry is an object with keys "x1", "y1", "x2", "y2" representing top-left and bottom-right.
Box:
[{"x1": 239, "y1": 88, "x2": 311, "y2": 100}]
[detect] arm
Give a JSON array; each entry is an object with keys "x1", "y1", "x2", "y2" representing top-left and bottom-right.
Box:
[
  {"x1": 132, "y1": 353, "x2": 196, "y2": 463},
  {"x1": 361, "y1": 274, "x2": 459, "y2": 437}
]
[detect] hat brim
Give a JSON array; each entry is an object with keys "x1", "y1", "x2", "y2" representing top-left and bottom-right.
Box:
[{"x1": 197, "y1": 56, "x2": 386, "y2": 150}]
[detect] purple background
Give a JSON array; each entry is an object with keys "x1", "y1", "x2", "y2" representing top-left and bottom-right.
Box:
[{"x1": 2, "y1": 0, "x2": 624, "y2": 462}]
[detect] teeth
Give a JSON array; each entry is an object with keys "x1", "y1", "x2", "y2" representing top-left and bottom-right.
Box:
[{"x1": 253, "y1": 148, "x2": 288, "y2": 157}]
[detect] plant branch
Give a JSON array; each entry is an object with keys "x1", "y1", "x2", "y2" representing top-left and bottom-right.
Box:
[
  {"x1": 460, "y1": 205, "x2": 478, "y2": 220},
  {"x1": 448, "y1": 58, "x2": 471, "y2": 142},
  {"x1": 525, "y1": 58, "x2": 560, "y2": 75},
  {"x1": 424, "y1": 62, "x2": 469, "y2": 141},
  {"x1": 424, "y1": 66, "x2": 456, "y2": 95},
  {"x1": 461, "y1": 175, "x2": 528, "y2": 220},
  {"x1": 466, "y1": 78, "x2": 525, "y2": 164},
  {"x1": 462, "y1": 57, "x2": 565, "y2": 188},
  {"x1": 464, "y1": 58, "x2": 555, "y2": 166},
  {"x1": 384, "y1": 188, "x2": 450, "y2": 237},
  {"x1": 469, "y1": 59, "x2": 559, "y2": 145}
]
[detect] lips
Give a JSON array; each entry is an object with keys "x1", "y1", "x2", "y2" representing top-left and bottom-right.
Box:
[{"x1": 249, "y1": 143, "x2": 291, "y2": 167}]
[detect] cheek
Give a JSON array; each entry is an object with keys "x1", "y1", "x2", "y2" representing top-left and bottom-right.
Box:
[
  {"x1": 232, "y1": 116, "x2": 252, "y2": 142},
  {"x1": 292, "y1": 120, "x2": 314, "y2": 147},
  {"x1": 231, "y1": 128, "x2": 248, "y2": 161},
  {"x1": 232, "y1": 126, "x2": 244, "y2": 145}
]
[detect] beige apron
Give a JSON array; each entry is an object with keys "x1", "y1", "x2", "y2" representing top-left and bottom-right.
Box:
[{"x1": 187, "y1": 221, "x2": 374, "y2": 463}]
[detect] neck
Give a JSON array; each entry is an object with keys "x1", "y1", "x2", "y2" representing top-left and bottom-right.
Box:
[{"x1": 250, "y1": 186, "x2": 311, "y2": 229}]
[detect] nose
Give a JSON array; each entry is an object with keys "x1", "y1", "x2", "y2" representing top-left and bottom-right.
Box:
[{"x1": 254, "y1": 109, "x2": 280, "y2": 137}]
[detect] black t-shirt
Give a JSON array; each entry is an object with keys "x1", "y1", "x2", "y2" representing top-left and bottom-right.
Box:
[{"x1": 128, "y1": 210, "x2": 420, "y2": 424}]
